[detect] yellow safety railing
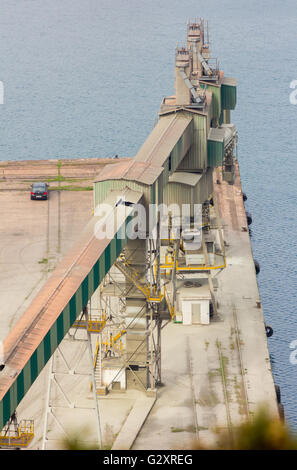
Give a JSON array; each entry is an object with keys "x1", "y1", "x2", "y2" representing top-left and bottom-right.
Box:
[
  {"x1": 116, "y1": 260, "x2": 163, "y2": 302},
  {"x1": 102, "y1": 330, "x2": 126, "y2": 354},
  {"x1": 119, "y1": 260, "x2": 150, "y2": 297},
  {"x1": 93, "y1": 338, "x2": 100, "y2": 368},
  {"x1": 0, "y1": 420, "x2": 34, "y2": 448},
  {"x1": 73, "y1": 311, "x2": 107, "y2": 333},
  {"x1": 93, "y1": 330, "x2": 126, "y2": 369},
  {"x1": 163, "y1": 286, "x2": 175, "y2": 320},
  {"x1": 91, "y1": 330, "x2": 126, "y2": 391},
  {"x1": 160, "y1": 256, "x2": 227, "y2": 272}
]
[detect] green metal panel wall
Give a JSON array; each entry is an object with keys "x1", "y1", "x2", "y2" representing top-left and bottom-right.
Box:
[
  {"x1": 221, "y1": 84, "x2": 236, "y2": 110},
  {"x1": 0, "y1": 218, "x2": 131, "y2": 430},
  {"x1": 163, "y1": 169, "x2": 214, "y2": 216},
  {"x1": 194, "y1": 168, "x2": 214, "y2": 204},
  {"x1": 153, "y1": 175, "x2": 163, "y2": 207},
  {"x1": 219, "y1": 110, "x2": 224, "y2": 126},
  {"x1": 162, "y1": 159, "x2": 170, "y2": 193},
  {"x1": 224, "y1": 110, "x2": 231, "y2": 124},
  {"x1": 169, "y1": 121, "x2": 192, "y2": 173},
  {"x1": 219, "y1": 109, "x2": 231, "y2": 125},
  {"x1": 200, "y1": 83, "x2": 221, "y2": 125},
  {"x1": 150, "y1": 182, "x2": 156, "y2": 205},
  {"x1": 163, "y1": 182, "x2": 192, "y2": 209},
  {"x1": 178, "y1": 115, "x2": 207, "y2": 171},
  {"x1": 94, "y1": 180, "x2": 150, "y2": 209},
  {"x1": 207, "y1": 139, "x2": 224, "y2": 167}
]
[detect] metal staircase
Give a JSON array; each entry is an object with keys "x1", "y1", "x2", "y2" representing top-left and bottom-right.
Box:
[
  {"x1": 115, "y1": 259, "x2": 152, "y2": 299},
  {"x1": 92, "y1": 329, "x2": 126, "y2": 394}
]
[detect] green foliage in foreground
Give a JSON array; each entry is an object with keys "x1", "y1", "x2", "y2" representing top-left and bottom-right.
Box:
[
  {"x1": 211, "y1": 408, "x2": 297, "y2": 450},
  {"x1": 60, "y1": 408, "x2": 297, "y2": 450}
]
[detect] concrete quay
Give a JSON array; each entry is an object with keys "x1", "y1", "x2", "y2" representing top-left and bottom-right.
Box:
[
  {"x1": 0, "y1": 157, "x2": 128, "y2": 340},
  {"x1": 132, "y1": 162, "x2": 279, "y2": 450},
  {"x1": 0, "y1": 158, "x2": 279, "y2": 450}
]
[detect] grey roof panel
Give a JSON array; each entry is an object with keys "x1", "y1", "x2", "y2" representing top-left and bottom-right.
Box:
[
  {"x1": 95, "y1": 160, "x2": 163, "y2": 186},
  {"x1": 222, "y1": 77, "x2": 237, "y2": 87},
  {"x1": 168, "y1": 172, "x2": 203, "y2": 187},
  {"x1": 135, "y1": 113, "x2": 192, "y2": 166}
]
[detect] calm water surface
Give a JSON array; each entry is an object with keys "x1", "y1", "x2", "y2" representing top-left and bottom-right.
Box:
[{"x1": 0, "y1": 0, "x2": 296, "y2": 429}]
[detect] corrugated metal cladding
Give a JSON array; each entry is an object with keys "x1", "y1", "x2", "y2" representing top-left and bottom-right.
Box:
[
  {"x1": 164, "y1": 169, "x2": 214, "y2": 214},
  {"x1": 152, "y1": 177, "x2": 163, "y2": 207},
  {"x1": 95, "y1": 180, "x2": 145, "y2": 207},
  {"x1": 94, "y1": 159, "x2": 163, "y2": 187},
  {"x1": 221, "y1": 85, "x2": 236, "y2": 110},
  {"x1": 94, "y1": 117, "x2": 194, "y2": 210},
  {"x1": 135, "y1": 112, "x2": 192, "y2": 172},
  {"x1": 195, "y1": 168, "x2": 214, "y2": 203},
  {"x1": 177, "y1": 114, "x2": 207, "y2": 171},
  {"x1": 169, "y1": 123, "x2": 192, "y2": 174},
  {"x1": 200, "y1": 82, "x2": 221, "y2": 125},
  {"x1": 219, "y1": 109, "x2": 231, "y2": 126},
  {"x1": 94, "y1": 115, "x2": 192, "y2": 210},
  {"x1": 207, "y1": 127, "x2": 225, "y2": 168},
  {"x1": 94, "y1": 175, "x2": 164, "y2": 210},
  {"x1": 163, "y1": 178, "x2": 192, "y2": 209},
  {"x1": 95, "y1": 180, "x2": 141, "y2": 206},
  {"x1": 221, "y1": 77, "x2": 237, "y2": 110},
  {"x1": 0, "y1": 189, "x2": 142, "y2": 430},
  {"x1": 207, "y1": 139, "x2": 224, "y2": 167}
]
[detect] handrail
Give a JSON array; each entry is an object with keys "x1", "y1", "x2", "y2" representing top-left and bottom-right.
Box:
[
  {"x1": 160, "y1": 256, "x2": 227, "y2": 271},
  {"x1": 73, "y1": 311, "x2": 107, "y2": 333},
  {"x1": 93, "y1": 329, "x2": 126, "y2": 370},
  {"x1": 0, "y1": 420, "x2": 34, "y2": 447},
  {"x1": 163, "y1": 286, "x2": 175, "y2": 320}
]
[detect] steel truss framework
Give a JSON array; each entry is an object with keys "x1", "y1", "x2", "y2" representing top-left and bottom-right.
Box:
[
  {"x1": 41, "y1": 201, "x2": 225, "y2": 443},
  {"x1": 41, "y1": 308, "x2": 102, "y2": 450},
  {"x1": 92, "y1": 201, "x2": 226, "y2": 393},
  {"x1": 95, "y1": 229, "x2": 167, "y2": 392}
]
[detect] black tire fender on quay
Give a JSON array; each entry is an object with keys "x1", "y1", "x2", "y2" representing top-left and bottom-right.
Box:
[
  {"x1": 254, "y1": 260, "x2": 260, "y2": 274},
  {"x1": 275, "y1": 385, "x2": 281, "y2": 404},
  {"x1": 246, "y1": 211, "x2": 252, "y2": 225},
  {"x1": 265, "y1": 324, "x2": 273, "y2": 338}
]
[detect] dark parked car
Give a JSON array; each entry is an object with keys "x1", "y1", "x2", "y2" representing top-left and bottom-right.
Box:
[{"x1": 30, "y1": 182, "x2": 49, "y2": 200}]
